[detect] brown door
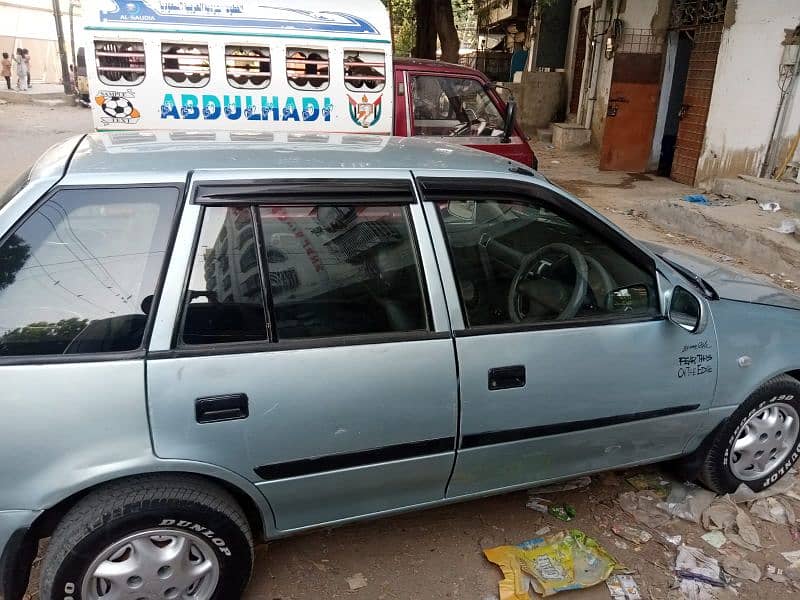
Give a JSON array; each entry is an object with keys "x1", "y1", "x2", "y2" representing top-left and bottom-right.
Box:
[
  {"x1": 569, "y1": 7, "x2": 590, "y2": 114},
  {"x1": 671, "y1": 24, "x2": 723, "y2": 185},
  {"x1": 599, "y1": 53, "x2": 663, "y2": 172}
]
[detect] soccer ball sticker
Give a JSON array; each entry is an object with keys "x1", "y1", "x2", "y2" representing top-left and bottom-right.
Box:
[{"x1": 95, "y1": 92, "x2": 141, "y2": 125}]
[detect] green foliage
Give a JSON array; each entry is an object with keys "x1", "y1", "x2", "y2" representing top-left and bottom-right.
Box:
[
  {"x1": 2, "y1": 318, "x2": 89, "y2": 344},
  {"x1": 382, "y1": 0, "x2": 476, "y2": 55},
  {"x1": 0, "y1": 234, "x2": 30, "y2": 292}
]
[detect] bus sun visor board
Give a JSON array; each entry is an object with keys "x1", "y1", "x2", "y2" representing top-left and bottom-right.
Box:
[{"x1": 80, "y1": 0, "x2": 393, "y2": 134}]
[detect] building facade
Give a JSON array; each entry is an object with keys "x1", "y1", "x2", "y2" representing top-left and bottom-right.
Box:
[
  {"x1": 533, "y1": 0, "x2": 800, "y2": 188},
  {"x1": 0, "y1": 0, "x2": 78, "y2": 84}
]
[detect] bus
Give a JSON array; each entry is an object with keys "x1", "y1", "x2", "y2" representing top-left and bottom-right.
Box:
[{"x1": 80, "y1": 0, "x2": 537, "y2": 168}]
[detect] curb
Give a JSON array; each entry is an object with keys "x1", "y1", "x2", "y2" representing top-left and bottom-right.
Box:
[{"x1": 648, "y1": 199, "x2": 800, "y2": 279}]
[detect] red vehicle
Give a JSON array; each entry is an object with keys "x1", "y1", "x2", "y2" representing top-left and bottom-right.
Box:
[{"x1": 393, "y1": 58, "x2": 537, "y2": 170}]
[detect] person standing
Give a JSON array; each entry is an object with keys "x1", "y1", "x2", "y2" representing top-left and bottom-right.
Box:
[
  {"x1": 23, "y1": 49, "x2": 31, "y2": 88},
  {"x1": 1, "y1": 53, "x2": 11, "y2": 90},
  {"x1": 12, "y1": 48, "x2": 27, "y2": 91}
]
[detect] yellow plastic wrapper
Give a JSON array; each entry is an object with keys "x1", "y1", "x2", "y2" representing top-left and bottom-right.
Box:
[{"x1": 484, "y1": 530, "x2": 618, "y2": 599}]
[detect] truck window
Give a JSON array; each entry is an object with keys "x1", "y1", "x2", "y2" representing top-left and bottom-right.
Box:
[
  {"x1": 411, "y1": 75, "x2": 504, "y2": 138},
  {"x1": 162, "y1": 43, "x2": 210, "y2": 88},
  {"x1": 344, "y1": 50, "x2": 385, "y2": 92},
  {"x1": 226, "y1": 45, "x2": 271, "y2": 89},
  {"x1": 286, "y1": 48, "x2": 329, "y2": 90},
  {"x1": 94, "y1": 40, "x2": 145, "y2": 86}
]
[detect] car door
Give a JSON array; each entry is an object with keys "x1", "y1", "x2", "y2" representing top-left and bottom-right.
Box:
[
  {"x1": 416, "y1": 174, "x2": 719, "y2": 497},
  {"x1": 405, "y1": 71, "x2": 533, "y2": 166},
  {"x1": 146, "y1": 172, "x2": 458, "y2": 532}
]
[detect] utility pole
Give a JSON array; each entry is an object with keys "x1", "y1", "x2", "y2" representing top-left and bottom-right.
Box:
[{"x1": 52, "y1": 0, "x2": 72, "y2": 95}]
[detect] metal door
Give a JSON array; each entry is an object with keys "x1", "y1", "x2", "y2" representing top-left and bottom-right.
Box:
[
  {"x1": 671, "y1": 24, "x2": 723, "y2": 185},
  {"x1": 417, "y1": 175, "x2": 719, "y2": 497},
  {"x1": 599, "y1": 50, "x2": 664, "y2": 172},
  {"x1": 146, "y1": 170, "x2": 459, "y2": 532},
  {"x1": 569, "y1": 7, "x2": 590, "y2": 115}
]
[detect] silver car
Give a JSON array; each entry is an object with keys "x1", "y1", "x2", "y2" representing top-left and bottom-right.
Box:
[{"x1": 1, "y1": 133, "x2": 799, "y2": 600}]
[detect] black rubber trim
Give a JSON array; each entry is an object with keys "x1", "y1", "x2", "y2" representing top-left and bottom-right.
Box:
[
  {"x1": 0, "y1": 526, "x2": 36, "y2": 600},
  {"x1": 462, "y1": 404, "x2": 701, "y2": 449},
  {"x1": 149, "y1": 330, "x2": 451, "y2": 360},
  {"x1": 454, "y1": 315, "x2": 664, "y2": 337},
  {"x1": 194, "y1": 179, "x2": 414, "y2": 205},
  {"x1": 255, "y1": 437, "x2": 456, "y2": 480}
]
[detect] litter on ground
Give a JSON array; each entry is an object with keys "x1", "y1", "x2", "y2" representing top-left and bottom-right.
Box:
[
  {"x1": 606, "y1": 574, "x2": 642, "y2": 600},
  {"x1": 548, "y1": 504, "x2": 576, "y2": 522},
  {"x1": 612, "y1": 524, "x2": 652, "y2": 545},
  {"x1": 346, "y1": 572, "x2": 368, "y2": 591},
  {"x1": 720, "y1": 555, "x2": 761, "y2": 582},
  {"x1": 701, "y1": 531, "x2": 727, "y2": 549},
  {"x1": 483, "y1": 530, "x2": 617, "y2": 599}
]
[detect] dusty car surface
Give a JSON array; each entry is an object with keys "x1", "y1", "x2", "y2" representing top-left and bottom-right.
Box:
[{"x1": 1, "y1": 133, "x2": 799, "y2": 600}]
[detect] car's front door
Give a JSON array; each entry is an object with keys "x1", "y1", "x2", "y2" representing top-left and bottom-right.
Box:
[
  {"x1": 405, "y1": 72, "x2": 533, "y2": 166},
  {"x1": 147, "y1": 172, "x2": 458, "y2": 531},
  {"x1": 417, "y1": 175, "x2": 719, "y2": 497}
]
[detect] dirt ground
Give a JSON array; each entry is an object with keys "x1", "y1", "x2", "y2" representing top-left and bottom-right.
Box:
[{"x1": 3, "y1": 103, "x2": 800, "y2": 600}]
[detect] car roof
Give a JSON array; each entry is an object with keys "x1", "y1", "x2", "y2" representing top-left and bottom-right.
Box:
[
  {"x1": 393, "y1": 57, "x2": 488, "y2": 79},
  {"x1": 64, "y1": 132, "x2": 534, "y2": 181}
]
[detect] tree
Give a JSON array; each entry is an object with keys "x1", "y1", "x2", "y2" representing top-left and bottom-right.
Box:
[
  {"x1": 0, "y1": 234, "x2": 31, "y2": 291},
  {"x1": 384, "y1": 0, "x2": 465, "y2": 63}
]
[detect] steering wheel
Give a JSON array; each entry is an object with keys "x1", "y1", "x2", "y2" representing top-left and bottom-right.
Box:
[
  {"x1": 585, "y1": 256, "x2": 617, "y2": 310},
  {"x1": 449, "y1": 118, "x2": 487, "y2": 137},
  {"x1": 507, "y1": 243, "x2": 589, "y2": 322}
]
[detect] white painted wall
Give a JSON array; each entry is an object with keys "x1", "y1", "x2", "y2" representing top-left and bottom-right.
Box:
[{"x1": 697, "y1": 0, "x2": 800, "y2": 186}]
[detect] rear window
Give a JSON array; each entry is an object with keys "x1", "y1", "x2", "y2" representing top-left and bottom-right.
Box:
[
  {"x1": 162, "y1": 43, "x2": 210, "y2": 88},
  {"x1": 94, "y1": 40, "x2": 145, "y2": 86},
  {"x1": 0, "y1": 187, "x2": 178, "y2": 357},
  {"x1": 226, "y1": 45, "x2": 271, "y2": 89},
  {"x1": 286, "y1": 48, "x2": 329, "y2": 90}
]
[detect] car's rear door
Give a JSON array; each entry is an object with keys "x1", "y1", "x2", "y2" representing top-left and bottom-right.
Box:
[
  {"x1": 147, "y1": 171, "x2": 458, "y2": 532},
  {"x1": 416, "y1": 173, "x2": 718, "y2": 497}
]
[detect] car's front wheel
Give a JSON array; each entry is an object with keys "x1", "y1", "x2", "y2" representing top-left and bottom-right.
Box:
[
  {"x1": 40, "y1": 475, "x2": 253, "y2": 600},
  {"x1": 700, "y1": 374, "x2": 800, "y2": 493}
]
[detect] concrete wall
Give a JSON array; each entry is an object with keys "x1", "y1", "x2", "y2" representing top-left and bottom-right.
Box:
[
  {"x1": 505, "y1": 71, "x2": 566, "y2": 134},
  {"x1": 696, "y1": 0, "x2": 800, "y2": 187},
  {"x1": 0, "y1": 1, "x2": 77, "y2": 84}
]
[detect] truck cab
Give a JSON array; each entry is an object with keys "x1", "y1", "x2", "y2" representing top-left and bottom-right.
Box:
[{"x1": 394, "y1": 58, "x2": 536, "y2": 169}]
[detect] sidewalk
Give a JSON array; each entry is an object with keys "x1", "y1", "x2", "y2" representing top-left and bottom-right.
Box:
[
  {"x1": 533, "y1": 141, "x2": 800, "y2": 291},
  {"x1": 0, "y1": 82, "x2": 71, "y2": 104}
]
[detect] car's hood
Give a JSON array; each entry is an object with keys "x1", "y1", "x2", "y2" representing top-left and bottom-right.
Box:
[{"x1": 644, "y1": 242, "x2": 800, "y2": 311}]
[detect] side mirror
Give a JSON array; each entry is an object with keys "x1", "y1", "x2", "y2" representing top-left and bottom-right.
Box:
[
  {"x1": 668, "y1": 286, "x2": 704, "y2": 333},
  {"x1": 502, "y1": 97, "x2": 517, "y2": 144},
  {"x1": 606, "y1": 284, "x2": 651, "y2": 313}
]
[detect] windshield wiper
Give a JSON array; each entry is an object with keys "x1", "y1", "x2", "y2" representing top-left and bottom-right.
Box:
[{"x1": 660, "y1": 255, "x2": 719, "y2": 300}]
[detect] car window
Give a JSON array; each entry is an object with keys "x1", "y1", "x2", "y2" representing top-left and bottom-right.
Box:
[
  {"x1": 436, "y1": 196, "x2": 659, "y2": 328},
  {"x1": 411, "y1": 75, "x2": 504, "y2": 138},
  {"x1": 182, "y1": 207, "x2": 268, "y2": 345},
  {"x1": 0, "y1": 187, "x2": 178, "y2": 356},
  {"x1": 259, "y1": 204, "x2": 427, "y2": 339}
]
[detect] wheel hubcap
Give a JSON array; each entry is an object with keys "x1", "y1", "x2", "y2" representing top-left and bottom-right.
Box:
[
  {"x1": 81, "y1": 529, "x2": 220, "y2": 600},
  {"x1": 729, "y1": 402, "x2": 800, "y2": 481}
]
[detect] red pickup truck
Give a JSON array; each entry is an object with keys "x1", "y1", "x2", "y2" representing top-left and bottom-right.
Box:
[{"x1": 393, "y1": 58, "x2": 537, "y2": 170}]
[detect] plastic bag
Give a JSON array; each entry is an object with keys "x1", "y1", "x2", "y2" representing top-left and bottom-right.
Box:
[{"x1": 484, "y1": 530, "x2": 617, "y2": 599}]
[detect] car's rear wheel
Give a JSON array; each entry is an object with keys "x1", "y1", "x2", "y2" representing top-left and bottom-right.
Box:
[
  {"x1": 700, "y1": 374, "x2": 800, "y2": 493},
  {"x1": 40, "y1": 475, "x2": 253, "y2": 600}
]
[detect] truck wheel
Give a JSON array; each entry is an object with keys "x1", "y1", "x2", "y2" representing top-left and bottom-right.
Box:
[
  {"x1": 40, "y1": 475, "x2": 253, "y2": 600},
  {"x1": 700, "y1": 374, "x2": 800, "y2": 493}
]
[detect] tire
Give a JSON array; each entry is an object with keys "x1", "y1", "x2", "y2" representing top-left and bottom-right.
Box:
[
  {"x1": 40, "y1": 474, "x2": 253, "y2": 600},
  {"x1": 700, "y1": 374, "x2": 800, "y2": 494}
]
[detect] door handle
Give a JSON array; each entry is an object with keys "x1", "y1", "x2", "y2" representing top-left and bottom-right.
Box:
[
  {"x1": 488, "y1": 365, "x2": 526, "y2": 390},
  {"x1": 195, "y1": 394, "x2": 249, "y2": 424}
]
